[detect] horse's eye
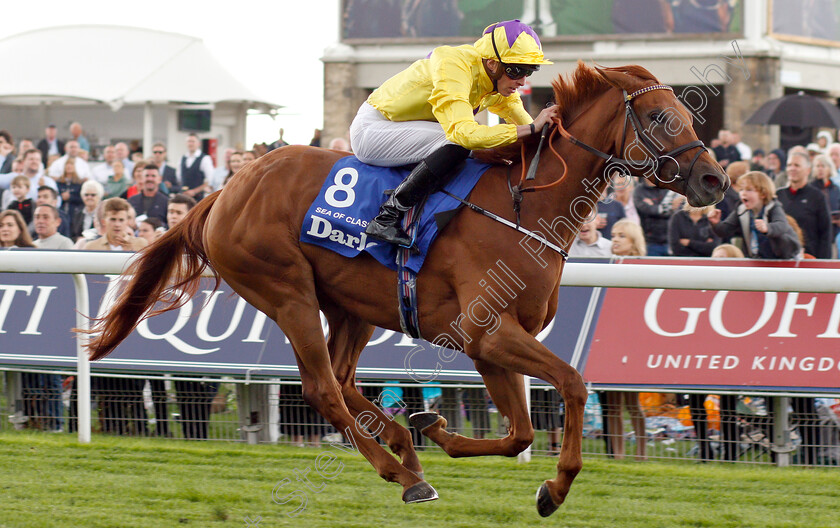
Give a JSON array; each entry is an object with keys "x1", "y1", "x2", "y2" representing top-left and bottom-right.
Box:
[{"x1": 649, "y1": 112, "x2": 662, "y2": 123}]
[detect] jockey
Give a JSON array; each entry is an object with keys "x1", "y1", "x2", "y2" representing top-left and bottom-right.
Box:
[{"x1": 350, "y1": 19, "x2": 560, "y2": 247}]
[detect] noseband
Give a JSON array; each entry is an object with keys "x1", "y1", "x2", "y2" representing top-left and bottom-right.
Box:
[{"x1": 557, "y1": 84, "x2": 708, "y2": 184}]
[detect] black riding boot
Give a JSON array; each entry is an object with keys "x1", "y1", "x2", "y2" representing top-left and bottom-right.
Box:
[{"x1": 365, "y1": 144, "x2": 470, "y2": 247}]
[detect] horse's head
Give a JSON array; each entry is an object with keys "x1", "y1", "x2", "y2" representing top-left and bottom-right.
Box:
[{"x1": 594, "y1": 66, "x2": 729, "y2": 206}]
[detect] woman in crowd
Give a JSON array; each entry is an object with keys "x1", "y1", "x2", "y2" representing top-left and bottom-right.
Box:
[
  {"x1": 603, "y1": 219, "x2": 648, "y2": 460},
  {"x1": 56, "y1": 158, "x2": 85, "y2": 220},
  {"x1": 105, "y1": 160, "x2": 131, "y2": 199},
  {"x1": 611, "y1": 219, "x2": 646, "y2": 258},
  {"x1": 708, "y1": 171, "x2": 800, "y2": 259},
  {"x1": 667, "y1": 204, "x2": 720, "y2": 257},
  {"x1": 0, "y1": 210, "x2": 35, "y2": 248},
  {"x1": 122, "y1": 161, "x2": 147, "y2": 200},
  {"x1": 810, "y1": 154, "x2": 840, "y2": 249},
  {"x1": 766, "y1": 149, "x2": 786, "y2": 187},
  {"x1": 71, "y1": 180, "x2": 104, "y2": 241},
  {"x1": 222, "y1": 150, "x2": 245, "y2": 188},
  {"x1": 816, "y1": 130, "x2": 833, "y2": 153},
  {"x1": 811, "y1": 155, "x2": 840, "y2": 211},
  {"x1": 778, "y1": 152, "x2": 832, "y2": 259}
]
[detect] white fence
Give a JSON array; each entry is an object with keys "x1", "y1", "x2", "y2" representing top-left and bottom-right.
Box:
[{"x1": 1, "y1": 251, "x2": 838, "y2": 465}]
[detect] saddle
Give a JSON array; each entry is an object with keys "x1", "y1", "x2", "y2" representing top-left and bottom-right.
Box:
[{"x1": 301, "y1": 156, "x2": 492, "y2": 338}]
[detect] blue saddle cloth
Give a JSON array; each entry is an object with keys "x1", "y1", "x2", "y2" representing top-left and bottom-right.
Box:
[{"x1": 300, "y1": 156, "x2": 492, "y2": 273}]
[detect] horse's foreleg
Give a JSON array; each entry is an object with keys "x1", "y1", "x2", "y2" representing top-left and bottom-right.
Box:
[
  {"x1": 323, "y1": 309, "x2": 423, "y2": 476},
  {"x1": 462, "y1": 313, "x2": 587, "y2": 518},
  {"x1": 412, "y1": 360, "x2": 534, "y2": 458}
]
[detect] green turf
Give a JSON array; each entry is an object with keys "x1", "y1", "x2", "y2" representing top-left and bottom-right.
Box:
[{"x1": 0, "y1": 432, "x2": 836, "y2": 528}]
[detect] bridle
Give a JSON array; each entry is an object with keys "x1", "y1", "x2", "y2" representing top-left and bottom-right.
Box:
[
  {"x1": 445, "y1": 82, "x2": 713, "y2": 264},
  {"x1": 509, "y1": 83, "x2": 710, "y2": 230},
  {"x1": 555, "y1": 84, "x2": 708, "y2": 185}
]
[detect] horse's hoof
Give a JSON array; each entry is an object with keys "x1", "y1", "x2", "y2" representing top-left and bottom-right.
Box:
[
  {"x1": 536, "y1": 482, "x2": 559, "y2": 518},
  {"x1": 409, "y1": 412, "x2": 442, "y2": 432},
  {"x1": 402, "y1": 481, "x2": 438, "y2": 504}
]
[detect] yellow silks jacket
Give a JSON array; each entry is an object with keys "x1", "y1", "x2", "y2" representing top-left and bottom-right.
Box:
[{"x1": 366, "y1": 44, "x2": 533, "y2": 150}]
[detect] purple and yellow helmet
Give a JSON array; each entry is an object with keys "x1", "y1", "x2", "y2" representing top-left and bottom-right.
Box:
[{"x1": 474, "y1": 20, "x2": 552, "y2": 66}]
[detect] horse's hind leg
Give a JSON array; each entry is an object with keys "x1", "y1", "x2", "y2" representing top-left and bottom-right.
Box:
[
  {"x1": 219, "y1": 271, "x2": 434, "y2": 503},
  {"x1": 323, "y1": 306, "x2": 423, "y2": 477},
  {"x1": 411, "y1": 359, "x2": 534, "y2": 459}
]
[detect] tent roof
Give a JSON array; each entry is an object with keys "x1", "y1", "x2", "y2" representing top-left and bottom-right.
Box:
[{"x1": 0, "y1": 25, "x2": 279, "y2": 111}]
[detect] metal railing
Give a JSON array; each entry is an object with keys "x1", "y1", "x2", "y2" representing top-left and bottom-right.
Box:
[{"x1": 3, "y1": 371, "x2": 838, "y2": 467}]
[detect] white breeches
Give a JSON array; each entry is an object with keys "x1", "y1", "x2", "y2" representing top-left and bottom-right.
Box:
[{"x1": 349, "y1": 102, "x2": 456, "y2": 167}]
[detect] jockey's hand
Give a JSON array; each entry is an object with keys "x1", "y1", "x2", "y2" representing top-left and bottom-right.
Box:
[
  {"x1": 517, "y1": 106, "x2": 560, "y2": 138},
  {"x1": 533, "y1": 105, "x2": 560, "y2": 132}
]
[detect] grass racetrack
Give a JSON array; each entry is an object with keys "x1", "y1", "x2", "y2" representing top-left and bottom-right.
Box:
[{"x1": 0, "y1": 432, "x2": 837, "y2": 528}]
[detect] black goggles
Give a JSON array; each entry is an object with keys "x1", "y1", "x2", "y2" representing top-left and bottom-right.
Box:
[{"x1": 503, "y1": 63, "x2": 538, "y2": 80}]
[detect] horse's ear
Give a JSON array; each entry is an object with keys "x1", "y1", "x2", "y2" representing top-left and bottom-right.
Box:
[{"x1": 594, "y1": 66, "x2": 637, "y2": 92}]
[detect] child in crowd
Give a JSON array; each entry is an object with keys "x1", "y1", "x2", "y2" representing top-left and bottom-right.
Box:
[
  {"x1": 7, "y1": 175, "x2": 33, "y2": 224},
  {"x1": 707, "y1": 171, "x2": 800, "y2": 259}
]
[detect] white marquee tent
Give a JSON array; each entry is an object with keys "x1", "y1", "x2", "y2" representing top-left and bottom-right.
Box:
[{"x1": 0, "y1": 25, "x2": 281, "y2": 160}]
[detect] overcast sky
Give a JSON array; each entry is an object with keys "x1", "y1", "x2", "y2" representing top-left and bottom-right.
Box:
[{"x1": 0, "y1": 0, "x2": 341, "y2": 146}]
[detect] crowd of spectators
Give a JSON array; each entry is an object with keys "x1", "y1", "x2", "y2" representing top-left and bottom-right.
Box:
[
  {"x1": 0, "y1": 122, "x2": 357, "y2": 440},
  {"x1": 566, "y1": 127, "x2": 840, "y2": 464},
  {"x1": 0, "y1": 122, "x2": 291, "y2": 438}
]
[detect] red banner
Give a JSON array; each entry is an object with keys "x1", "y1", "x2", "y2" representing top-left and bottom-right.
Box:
[{"x1": 584, "y1": 258, "x2": 840, "y2": 391}]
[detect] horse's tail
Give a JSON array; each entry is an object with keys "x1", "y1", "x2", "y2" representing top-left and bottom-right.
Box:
[{"x1": 84, "y1": 191, "x2": 222, "y2": 361}]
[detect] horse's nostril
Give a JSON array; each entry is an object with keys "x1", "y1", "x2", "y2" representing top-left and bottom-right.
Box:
[{"x1": 702, "y1": 173, "x2": 723, "y2": 192}]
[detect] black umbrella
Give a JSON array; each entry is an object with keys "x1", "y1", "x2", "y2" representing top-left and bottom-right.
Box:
[{"x1": 745, "y1": 91, "x2": 840, "y2": 128}]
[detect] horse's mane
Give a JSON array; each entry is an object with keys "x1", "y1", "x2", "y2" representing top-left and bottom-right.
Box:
[
  {"x1": 553, "y1": 62, "x2": 660, "y2": 124},
  {"x1": 475, "y1": 62, "x2": 660, "y2": 164}
]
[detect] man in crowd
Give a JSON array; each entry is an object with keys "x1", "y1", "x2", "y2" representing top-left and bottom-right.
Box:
[
  {"x1": 177, "y1": 134, "x2": 214, "y2": 201},
  {"x1": 81, "y1": 197, "x2": 147, "y2": 436},
  {"x1": 732, "y1": 131, "x2": 751, "y2": 162},
  {"x1": 160, "y1": 192, "x2": 218, "y2": 439},
  {"x1": 0, "y1": 130, "x2": 15, "y2": 174},
  {"x1": 28, "y1": 212, "x2": 69, "y2": 432},
  {"x1": 114, "y1": 142, "x2": 134, "y2": 176},
  {"x1": 128, "y1": 164, "x2": 169, "y2": 226},
  {"x1": 47, "y1": 140, "x2": 92, "y2": 179},
  {"x1": 83, "y1": 197, "x2": 147, "y2": 251},
  {"x1": 92, "y1": 145, "x2": 117, "y2": 184},
  {"x1": 778, "y1": 151, "x2": 832, "y2": 259},
  {"x1": 712, "y1": 129, "x2": 741, "y2": 168},
  {"x1": 570, "y1": 216, "x2": 613, "y2": 257},
  {"x1": 1, "y1": 149, "x2": 59, "y2": 202},
  {"x1": 33, "y1": 205, "x2": 73, "y2": 249},
  {"x1": 69, "y1": 122, "x2": 90, "y2": 153},
  {"x1": 268, "y1": 127, "x2": 288, "y2": 151},
  {"x1": 634, "y1": 178, "x2": 681, "y2": 256},
  {"x1": 210, "y1": 148, "x2": 233, "y2": 191},
  {"x1": 35, "y1": 186, "x2": 71, "y2": 238},
  {"x1": 166, "y1": 193, "x2": 195, "y2": 229},
  {"x1": 36, "y1": 124, "x2": 64, "y2": 164},
  {"x1": 151, "y1": 143, "x2": 180, "y2": 194}
]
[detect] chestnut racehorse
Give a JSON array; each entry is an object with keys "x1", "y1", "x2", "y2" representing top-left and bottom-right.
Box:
[{"x1": 85, "y1": 63, "x2": 727, "y2": 516}]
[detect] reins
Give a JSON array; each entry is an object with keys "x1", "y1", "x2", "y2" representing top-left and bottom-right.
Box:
[{"x1": 452, "y1": 82, "x2": 710, "y2": 263}]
